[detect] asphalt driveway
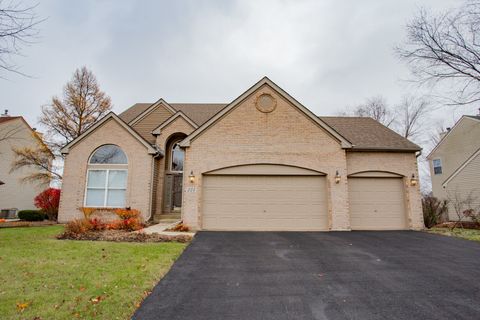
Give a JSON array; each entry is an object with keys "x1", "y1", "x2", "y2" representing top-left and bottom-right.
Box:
[{"x1": 133, "y1": 231, "x2": 480, "y2": 320}]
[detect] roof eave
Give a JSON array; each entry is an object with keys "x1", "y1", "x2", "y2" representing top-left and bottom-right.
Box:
[
  {"x1": 347, "y1": 146, "x2": 422, "y2": 152},
  {"x1": 60, "y1": 112, "x2": 159, "y2": 155}
]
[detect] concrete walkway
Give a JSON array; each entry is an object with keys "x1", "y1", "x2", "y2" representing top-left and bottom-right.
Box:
[{"x1": 140, "y1": 221, "x2": 196, "y2": 237}]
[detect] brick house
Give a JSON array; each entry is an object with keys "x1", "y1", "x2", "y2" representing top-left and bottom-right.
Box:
[{"x1": 58, "y1": 77, "x2": 424, "y2": 231}]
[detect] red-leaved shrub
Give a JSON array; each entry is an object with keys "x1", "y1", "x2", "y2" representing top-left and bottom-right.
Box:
[
  {"x1": 34, "y1": 188, "x2": 61, "y2": 221},
  {"x1": 65, "y1": 219, "x2": 93, "y2": 234}
]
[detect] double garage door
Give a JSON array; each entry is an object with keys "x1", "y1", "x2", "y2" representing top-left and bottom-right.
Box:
[
  {"x1": 202, "y1": 175, "x2": 329, "y2": 231},
  {"x1": 202, "y1": 173, "x2": 407, "y2": 231}
]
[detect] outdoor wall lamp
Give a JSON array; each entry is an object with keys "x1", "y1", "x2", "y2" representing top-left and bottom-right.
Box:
[
  {"x1": 189, "y1": 170, "x2": 195, "y2": 183},
  {"x1": 410, "y1": 174, "x2": 418, "y2": 187},
  {"x1": 334, "y1": 170, "x2": 341, "y2": 184}
]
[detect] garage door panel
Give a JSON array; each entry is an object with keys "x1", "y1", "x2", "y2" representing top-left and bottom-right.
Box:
[
  {"x1": 202, "y1": 175, "x2": 328, "y2": 231},
  {"x1": 202, "y1": 217, "x2": 328, "y2": 231},
  {"x1": 348, "y1": 177, "x2": 407, "y2": 230}
]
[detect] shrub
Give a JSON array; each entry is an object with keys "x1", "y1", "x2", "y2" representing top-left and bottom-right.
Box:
[
  {"x1": 78, "y1": 207, "x2": 96, "y2": 219},
  {"x1": 463, "y1": 209, "x2": 480, "y2": 226},
  {"x1": 114, "y1": 208, "x2": 140, "y2": 220},
  {"x1": 65, "y1": 219, "x2": 93, "y2": 234},
  {"x1": 34, "y1": 188, "x2": 61, "y2": 221},
  {"x1": 168, "y1": 222, "x2": 190, "y2": 232},
  {"x1": 106, "y1": 218, "x2": 143, "y2": 232},
  {"x1": 422, "y1": 195, "x2": 448, "y2": 228},
  {"x1": 88, "y1": 218, "x2": 106, "y2": 231},
  {"x1": 18, "y1": 210, "x2": 46, "y2": 221}
]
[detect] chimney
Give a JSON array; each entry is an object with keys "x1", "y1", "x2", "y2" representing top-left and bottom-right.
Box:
[{"x1": 1, "y1": 109, "x2": 9, "y2": 117}]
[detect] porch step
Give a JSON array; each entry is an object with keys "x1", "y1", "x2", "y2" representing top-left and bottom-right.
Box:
[{"x1": 153, "y1": 213, "x2": 181, "y2": 223}]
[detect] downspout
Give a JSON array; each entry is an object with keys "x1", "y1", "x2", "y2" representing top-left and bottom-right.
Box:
[{"x1": 147, "y1": 147, "x2": 163, "y2": 221}]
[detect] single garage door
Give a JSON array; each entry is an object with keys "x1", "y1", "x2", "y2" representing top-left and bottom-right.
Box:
[
  {"x1": 202, "y1": 175, "x2": 328, "y2": 231},
  {"x1": 348, "y1": 177, "x2": 407, "y2": 230}
]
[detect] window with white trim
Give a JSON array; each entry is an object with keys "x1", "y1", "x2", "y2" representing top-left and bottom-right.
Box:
[
  {"x1": 85, "y1": 145, "x2": 128, "y2": 207},
  {"x1": 433, "y1": 159, "x2": 442, "y2": 175}
]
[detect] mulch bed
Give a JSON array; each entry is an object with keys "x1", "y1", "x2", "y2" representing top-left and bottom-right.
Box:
[
  {"x1": 434, "y1": 221, "x2": 480, "y2": 230},
  {"x1": 56, "y1": 230, "x2": 192, "y2": 243},
  {"x1": 0, "y1": 220, "x2": 58, "y2": 228}
]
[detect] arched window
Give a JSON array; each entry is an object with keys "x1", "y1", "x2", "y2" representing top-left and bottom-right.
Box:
[
  {"x1": 85, "y1": 145, "x2": 128, "y2": 207},
  {"x1": 170, "y1": 141, "x2": 184, "y2": 172}
]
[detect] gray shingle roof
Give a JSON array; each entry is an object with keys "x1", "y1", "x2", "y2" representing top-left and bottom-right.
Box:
[
  {"x1": 319, "y1": 116, "x2": 421, "y2": 151},
  {"x1": 170, "y1": 103, "x2": 227, "y2": 126},
  {"x1": 118, "y1": 102, "x2": 421, "y2": 152}
]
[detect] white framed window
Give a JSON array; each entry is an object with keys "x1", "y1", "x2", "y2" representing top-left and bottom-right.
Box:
[
  {"x1": 84, "y1": 145, "x2": 128, "y2": 208},
  {"x1": 85, "y1": 169, "x2": 127, "y2": 207},
  {"x1": 433, "y1": 159, "x2": 442, "y2": 175}
]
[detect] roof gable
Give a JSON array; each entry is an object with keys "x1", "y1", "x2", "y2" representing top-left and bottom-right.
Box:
[
  {"x1": 60, "y1": 112, "x2": 158, "y2": 155},
  {"x1": 152, "y1": 111, "x2": 198, "y2": 135},
  {"x1": 129, "y1": 99, "x2": 175, "y2": 126},
  {"x1": 179, "y1": 77, "x2": 352, "y2": 148},
  {"x1": 0, "y1": 116, "x2": 53, "y2": 156},
  {"x1": 427, "y1": 116, "x2": 480, "y2": 159}
]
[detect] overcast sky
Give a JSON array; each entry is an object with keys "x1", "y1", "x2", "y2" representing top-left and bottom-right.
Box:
[{"x1": 2, "y1": 0, "x2": 478, "y2": 131}]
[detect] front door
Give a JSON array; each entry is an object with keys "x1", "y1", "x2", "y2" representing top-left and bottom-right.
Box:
[{"x1": 163, "y1": 140, "x2": 185, "y2": 213}]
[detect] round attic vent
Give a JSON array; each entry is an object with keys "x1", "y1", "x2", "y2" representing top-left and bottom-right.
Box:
[{"x1": 255, "y1": 93, "x2": 276, "y2": 113}]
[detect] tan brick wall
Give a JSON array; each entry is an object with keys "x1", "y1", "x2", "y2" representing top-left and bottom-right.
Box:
[
  {"x1": 346, "y1": 151, "x2": 424, "y2": 229},
  {"x1": 182, "y1": 85, "x2": 350, "y2": 230},
  {"x1": 58, "y1": 118, "x2": 154, "y2": 222},
  {"x1": 153, "y1": 116, "x2": 195, "y2": 215}
]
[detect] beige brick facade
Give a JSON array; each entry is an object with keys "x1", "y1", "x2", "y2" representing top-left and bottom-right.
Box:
[
  {"x1": 346, "y1": 152, "x2": 424, "y2": 230},
  {"x1": 58, "y1": 82, "x2": 423, "y2": 231},
  {"x1": 58, "y1": 118, "x2": 154, "y2": 222}
]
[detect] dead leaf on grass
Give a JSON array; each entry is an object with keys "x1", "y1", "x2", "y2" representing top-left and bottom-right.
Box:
[
  {"x1": 16, "y1": 301, "x2": 29, "y2": 312},
  {"x1": 90, "y1": 295, "x2": 104, "y2": 304}
]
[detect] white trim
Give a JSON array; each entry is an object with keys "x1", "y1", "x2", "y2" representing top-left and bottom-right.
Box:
[
  {"x1": 427, "y1": 116, "x2": 480, "y2": 159},
  {"x1": 84, "y1": 168, "x2": 128, "y2": 208},
  {"x1": 129, "y1": 99, "x2": 176, "y2": 126},
  {"x1": 60, "y1": 112, "x2": 158, "y2": 155},
  {"x1": 179, "y1": 77, "x2": 352, "y2": 148},
  {"x1": 442, "y1": 147, "x2": 480, "y2": 187},
  {"x1": 151, "y1": 111, "x2": 198, "y2": 135}
]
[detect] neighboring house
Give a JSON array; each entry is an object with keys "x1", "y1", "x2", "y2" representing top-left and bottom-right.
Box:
[
  {"x1": 0, "y1": 111, "x2": 51, "y2": 217},
  {"x1": 427, "y1": 115, "x2": 480, "y2": 220},
  {"x1": 58, "y1": 77, "x2": 423, "y2": 231}
]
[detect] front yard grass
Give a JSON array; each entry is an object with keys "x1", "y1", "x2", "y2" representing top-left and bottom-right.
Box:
[
  {"x1": 0, "y1": 225, "x2": 187, "y2": 320},
  {"x1": 427, "y1": 227, "x2": 480, "y2": 242}
]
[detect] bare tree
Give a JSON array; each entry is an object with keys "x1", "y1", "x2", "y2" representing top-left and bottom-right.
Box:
[
  {"x1": 39, "y1": 66, "x2": 112, "y2": 150},
  {"x1": 349, "y1": 95, "x2": 396, "y2": 127},
  {"x1": 0, "y1": 0, "x2": 43, "y2": 77},
  {"x1": 11, "y1": 66, "x2": 112, "y2": 183},
  {"x1": 10, "y1": 143, "x2": 56, "y2": 184},
  {"x1": 447, "y1": 190, "x2": 480, "y2": 230},
  {"x1": 394, "y1": 96, "x2": 431, "y2": 139},
  {"x1": 396, "y1": 2, "x2": 480, "y2": 105}
]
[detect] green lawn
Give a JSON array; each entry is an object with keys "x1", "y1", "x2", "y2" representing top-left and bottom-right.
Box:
[
  {"x1": 427, "y1": 227, "x2": 480, "y2": 242},
  {"x1": 0, "y1": 226, "x2": 187, "y2": 320}
]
